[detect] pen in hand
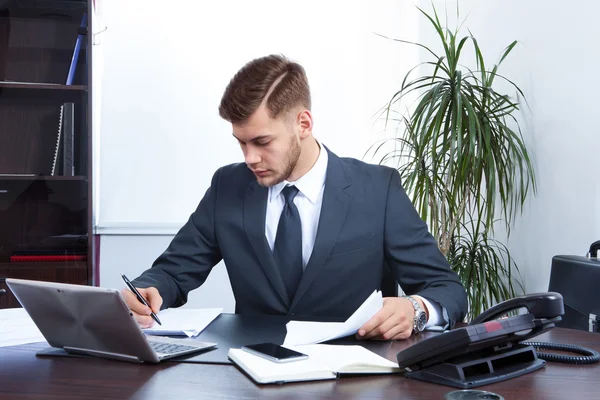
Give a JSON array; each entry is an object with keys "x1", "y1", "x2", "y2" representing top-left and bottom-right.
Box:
[{"x1": 121, "y1": 274, "x2": 162, "y2": 326}]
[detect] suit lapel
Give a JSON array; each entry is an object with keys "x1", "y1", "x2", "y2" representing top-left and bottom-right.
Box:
[
  {"x1": 243, "y1": 181, "x2": 289, "y2": 306},
  {"x1": 291, "y1": 150, "x2": 352, "y2": 309}
]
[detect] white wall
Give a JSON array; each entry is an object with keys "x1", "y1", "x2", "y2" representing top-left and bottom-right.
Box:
[
  {"x1": 98, "y1": 0, "x2": 600, "y2": 308},
  {"x1": 99, "y1": 235, "x2": 236, "y2": 312},
  {"x1": 95, "y1": 0, "x2": 420, "y2": 229},
  {"x1": 97, "y1": 0, "x2": 422, "y2": 308}
]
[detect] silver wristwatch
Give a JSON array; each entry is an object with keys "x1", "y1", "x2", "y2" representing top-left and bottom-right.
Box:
[{"x1": 405, "y1": 296, "x2": 427, "y2": 334}]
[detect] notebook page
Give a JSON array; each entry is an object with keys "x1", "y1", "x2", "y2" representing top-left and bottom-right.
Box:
[
  {"x1": 142, "y1": 308, "x2": 222, "y2": 337},
  {"x1": 290, "y1": 344, "x2": 400, "y2": 373},
  {"x1": 0, "y1": 308, "x2": 47, "y2": 347}
]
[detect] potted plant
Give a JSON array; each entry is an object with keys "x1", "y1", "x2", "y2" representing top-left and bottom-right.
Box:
[{"x1": 368, "y1": 5, "x2": 536, "y2": 320}]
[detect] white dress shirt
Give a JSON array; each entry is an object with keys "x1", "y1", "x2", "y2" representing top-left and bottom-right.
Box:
[{"x1": 264, "y1": 141, "x2": 445, "y2": 328}]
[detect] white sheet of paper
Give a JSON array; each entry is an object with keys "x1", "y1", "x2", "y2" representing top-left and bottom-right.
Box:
[
  {"x1": 283, "y1": 290, "x2": 383, "y2": 346},
  {"x1": 0, "y1": 308, "x2": 47, "y2": 347},
  {"x1": 142, "y1": 308, "x2": 222, "y2": 337}
]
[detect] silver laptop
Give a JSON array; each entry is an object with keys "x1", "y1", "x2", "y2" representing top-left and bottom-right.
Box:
[{"x1": 5, "y1": 278, "x2": 217, "y2": 363}]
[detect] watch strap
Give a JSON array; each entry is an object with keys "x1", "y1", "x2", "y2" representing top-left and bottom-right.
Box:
[{"x1": 404, "y1": 295, "x2": 425, "y2": 333}]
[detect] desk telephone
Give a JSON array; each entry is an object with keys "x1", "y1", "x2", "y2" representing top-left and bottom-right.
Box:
[{"x1": 396, "y1": 292, "x2": 600, "y2": 388}]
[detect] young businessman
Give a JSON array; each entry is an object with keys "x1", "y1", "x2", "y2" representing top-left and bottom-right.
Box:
[{"x1": 124, "y1": 54, "x2": 468, "y2": 340}]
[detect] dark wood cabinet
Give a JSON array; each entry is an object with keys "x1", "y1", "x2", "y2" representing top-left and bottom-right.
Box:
[{"x1": 0, "y1": 0, "x2": 93, "y2": 308}]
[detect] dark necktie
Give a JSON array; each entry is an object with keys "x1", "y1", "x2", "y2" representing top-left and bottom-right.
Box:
[{"x1": 273, "y1": 185, "x2": 303, "y2": 302}]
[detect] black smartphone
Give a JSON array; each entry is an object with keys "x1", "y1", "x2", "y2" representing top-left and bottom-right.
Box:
[{"x1": 241, "y1": 342, "x2": 308, "y2": 363}]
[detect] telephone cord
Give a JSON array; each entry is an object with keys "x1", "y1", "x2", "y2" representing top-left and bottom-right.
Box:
[{"x1": 522, "y1": 341, "x2": 600, "y2": 365}]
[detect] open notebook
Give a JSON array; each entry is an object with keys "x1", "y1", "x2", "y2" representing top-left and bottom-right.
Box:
[{"x1": 228, "y1": 344, "x2": 401, "y2": 384}]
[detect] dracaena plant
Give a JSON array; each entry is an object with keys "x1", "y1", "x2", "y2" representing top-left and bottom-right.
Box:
[{"x1": 368, "y1": 4, "x2": 535, "y2": 319}]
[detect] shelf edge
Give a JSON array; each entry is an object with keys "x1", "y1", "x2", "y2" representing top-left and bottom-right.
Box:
[{"x1": 94, "y1": 222, "x2": 184, "y2": 236}]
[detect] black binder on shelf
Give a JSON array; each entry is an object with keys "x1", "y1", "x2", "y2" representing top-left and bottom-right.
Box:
[
  {"x1": 62, "y1": 102, "x2": 75, "y2": 176},
  {"x1": 51, "y1": 102, "x2": 75, "y2": 176}
]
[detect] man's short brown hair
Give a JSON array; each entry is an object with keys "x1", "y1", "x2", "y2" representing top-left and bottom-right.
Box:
[{"x1": 218, "y1": 54, "x2": 311, "y2": 124}]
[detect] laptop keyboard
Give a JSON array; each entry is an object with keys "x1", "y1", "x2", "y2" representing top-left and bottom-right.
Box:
[{"x1": 149, "y1": 341, "x2": 198, "y2": 355}]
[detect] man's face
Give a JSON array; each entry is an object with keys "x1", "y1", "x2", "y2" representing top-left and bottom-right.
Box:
[{"x1": 232, "y1": 106, "x2": 302, "y2": 187}]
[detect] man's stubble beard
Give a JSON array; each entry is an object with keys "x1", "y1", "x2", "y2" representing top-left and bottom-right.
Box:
[{"x1": 258, "y1": 135, "x2": 301, "y2": 188}]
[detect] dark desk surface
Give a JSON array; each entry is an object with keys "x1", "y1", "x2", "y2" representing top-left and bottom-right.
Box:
[
  {"x1": 183, "y1": 312, "x2": 407, "y2": 364},
  {"x1": 0, "y1": 325, "x2": 598, "y2": 399}
]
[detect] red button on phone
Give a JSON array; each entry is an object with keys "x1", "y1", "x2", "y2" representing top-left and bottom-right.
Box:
[{"x1": 483, "y1": 320, "x2": 503, "y2": 333}]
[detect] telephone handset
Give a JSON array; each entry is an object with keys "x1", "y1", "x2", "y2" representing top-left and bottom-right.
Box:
[
  {"x1": 396, "y1": 292, "x2": 599, "y2": 389},
  {"x1": 470, "y1": 292, "x2": 564, "y2": 325},
  {"x1": 470, "y1": 292, "x2": 600, "y2": 366}
]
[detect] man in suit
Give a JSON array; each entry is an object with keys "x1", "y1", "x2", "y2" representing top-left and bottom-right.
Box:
[{"x1": 125, "y1": 54, "x2": 467, "y2": 340}]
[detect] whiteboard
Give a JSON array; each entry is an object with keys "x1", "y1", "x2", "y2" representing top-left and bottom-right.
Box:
[{"x1": 95, "y1": 0, "x2": 420, "y2": 232}]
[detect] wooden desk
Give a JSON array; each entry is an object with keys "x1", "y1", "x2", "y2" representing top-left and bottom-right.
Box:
[{"x1": 0, "y1": 328, "x2": 598, "y2": 400}]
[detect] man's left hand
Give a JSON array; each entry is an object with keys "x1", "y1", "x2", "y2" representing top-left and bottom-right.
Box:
[{"x1": 357, "y1": 297, "x2": 426, "y2": 340}]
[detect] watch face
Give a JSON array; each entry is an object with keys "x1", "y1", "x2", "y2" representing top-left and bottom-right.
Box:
[{"x1": 417, "y1": 312, "x2": 427, "y2": 331}]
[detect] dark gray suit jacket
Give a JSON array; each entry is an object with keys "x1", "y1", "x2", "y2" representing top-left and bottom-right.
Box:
[{"x1": 133, "y1": 148, "x2": 467, "y2": 327}]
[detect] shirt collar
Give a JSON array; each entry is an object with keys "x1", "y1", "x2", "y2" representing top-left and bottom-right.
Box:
[{"x1": 269, "y1": 139, "x2": 328, "y2": 204}]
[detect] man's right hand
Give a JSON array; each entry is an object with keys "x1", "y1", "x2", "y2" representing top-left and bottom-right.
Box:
[{"x1": 121, "y1": 286, "x2": 163, "y2": 328}]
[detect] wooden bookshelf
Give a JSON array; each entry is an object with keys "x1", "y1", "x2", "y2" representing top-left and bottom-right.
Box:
[
  {"x1": 0, "y1": 261, "x2": 88, "y2": 269},
  {"x1": 0, "y1": 175, "x2": 87, "y2": 181},
  {"x1": 0, "y1": 81, "x2": 85, "y2": 90},
  {"x1": 0, "y1": 265, "x2": 88, "y2": 309},
  {"x1": 0, "y1": 0, "x2": 93, "y2": 309}
]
